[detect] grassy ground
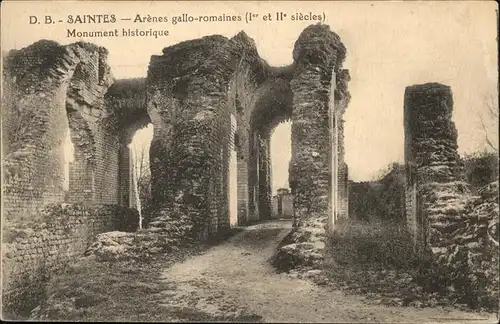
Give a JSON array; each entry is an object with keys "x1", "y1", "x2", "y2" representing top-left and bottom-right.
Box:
[
  {"x1": 321, "y1": 220, "x2": 486, "y2": 311},
  {"x1": 29, "y1": 227, "x2": 253, "y2": 322}
]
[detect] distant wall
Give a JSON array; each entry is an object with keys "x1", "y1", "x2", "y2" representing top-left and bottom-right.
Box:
[
  {"x1": 271, "y1": 196, "x2": 279, "y2": 218},
  {"x1": 281, "y1": 194, "x2": 293, "y2": 218}
]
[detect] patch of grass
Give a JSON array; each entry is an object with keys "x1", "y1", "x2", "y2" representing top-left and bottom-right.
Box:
[
  {"x1": 329, "y1": 220, "x2": 419, "y2": 270},
  {"x1": 2, "y1": 262, "x2": 51, "y2": 320},
  {"x1": 31, "y1": 253, "x2": 190, "y2": 321},
  {"x1": 29, "y1": 228, "x2": 250, "y2": 322},
  {"x1": 323, "y1": 220, "x2": 467, "y2": 309}
]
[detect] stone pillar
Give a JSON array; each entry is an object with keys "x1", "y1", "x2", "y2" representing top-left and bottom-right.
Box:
[
  {"x1": 282, "y1": 24, "x2": 348, "y2": 267},
  {"x1": 258, "y1": 132, "x2": 272, "y2": 220},
  {"x1": 247, "y1": 130, "x2": 261, "y2": 223},
  {"x1": 337, "y1": 162, "x2": 348, "y2": 220},
  {"x1": 404, "y1": 83, "x2": 465, "y2": 250},
  {"x1": 333, "y1": 71, "x2": 351, "y2": 224},
  {"x1": 145, "y1": 36, "x2": 235, "y2": 241},
  {"x1": 237, "y1": 148, "x2": 250, "y2": 225}
]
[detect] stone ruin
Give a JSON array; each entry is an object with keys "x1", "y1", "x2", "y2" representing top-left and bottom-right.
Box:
[
  {"x1": 2, "y1": 24, "x2": 350, "y2": 314},
  {"x1": 404, "y1": 83, "x2": 498, "y2": 307},
  {"x1": 2, "y1": 23, "x2": 497, "y2": 315}
]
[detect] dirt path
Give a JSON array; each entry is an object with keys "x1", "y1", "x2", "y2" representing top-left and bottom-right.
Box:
[{"x1": 159, "y1": 220, "x2": 497, "y2": 323}]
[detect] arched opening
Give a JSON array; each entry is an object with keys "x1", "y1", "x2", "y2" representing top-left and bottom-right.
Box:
[
  {"x1": 249, "y1": 76, "x2": 293, "y2": 222},
  {"x1": 103, "y1": 77, "x2": 150, "y2": 227},
  {"x1": 129, "y1": 123, "x2": 153, "y2": 229},
  {"x1": 270, "y1": 121, "x2": 292, "y2": 219}
]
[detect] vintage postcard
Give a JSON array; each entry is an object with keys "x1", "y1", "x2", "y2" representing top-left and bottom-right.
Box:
[{"x1": 1, "y1": 0, "x2": 499, "y2": 322}]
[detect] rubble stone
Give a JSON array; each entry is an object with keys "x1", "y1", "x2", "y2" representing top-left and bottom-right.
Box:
[{"x1": 404, "y1": 83, "x2": 499, "y2": 310}]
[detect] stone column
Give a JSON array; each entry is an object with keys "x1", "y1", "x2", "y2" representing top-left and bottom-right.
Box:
[
  {"x1": 333, "y1": 71, "x2": 351, "y2": 223},
  {"x1": 145, "y1": 36, "x2": 235, "y2": 241},
  {"x1": 258, "y1": 132, "x2": 272, "y2": 220},
  {"x1": 237, "y1": 148, "x2": 250, "y2": 225},
  {"x1": 247, "y1": 130, "x2": 261, "y2": 223},
  {"x1": 404, "y1": 83, "x2": 465, "y2": 250},
  {"x1": 281, "y1": 25, "x2": 348, "y2": 268}
]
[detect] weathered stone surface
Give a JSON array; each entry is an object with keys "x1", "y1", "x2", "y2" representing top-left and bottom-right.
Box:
[
  {"x1": 404, "y1": 83, "x2": 499, "y2": 310},
  {"x1": 404, "y1": 83, "x2": 463, "y2": 245},
  {"x1": 3, "y1": 24, "x2": 353, "y2": 316},
  {"x1": 2, "y1": 203, "x2": 138, "y2": 315},
  {"x1": 84, "y1": 230, "x2": 170, "y2": 262},
  {"x1": 280, "y1": 24, "x2": 349, "y2": 268}
]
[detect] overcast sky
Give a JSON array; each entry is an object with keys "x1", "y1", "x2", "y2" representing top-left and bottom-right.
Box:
[{"x1": 2, "y1": 1, "x2": 498, "y2": 189}]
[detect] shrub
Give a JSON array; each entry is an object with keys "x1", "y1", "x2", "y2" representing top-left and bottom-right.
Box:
[
  {"x1": 462, "y1": 151, "x2": 499, "y2": 194},
  {"x1": 348, "y1": 163, "x2": 406, "y2": 223},
  {"x1": 328, "y1": 220, "x2": 419, "y2": 270}
]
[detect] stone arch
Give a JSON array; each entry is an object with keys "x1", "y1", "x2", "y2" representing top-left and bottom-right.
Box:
[
  {"x1": 142, "y1": 25, "x2": 351, "y2": 250},
  {"x1": 225, "y1": 31, "x2": 291, "y2": 225},
  {"x1": 2, "y1": 40, "x2": 113, "y2": 219},
  {"x1": 248, "y1": 77, "x2": 294, "y2": 222},
  {"x1": 104, "y1": 78, "x2": 151, "y2": 211}
]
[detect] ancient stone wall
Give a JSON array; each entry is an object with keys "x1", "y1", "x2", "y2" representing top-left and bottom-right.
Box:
[
  {"x1": 145, "y1": 30, "x2": 291, "y2": 236},
  {"x1": 227, "y1": 32, "x2": 273, "y2": 225},
  {"x1": 145, "y1": 35, "x2": 235, "y2": 240},
  {"x1": 404, "y1": 83, "x2": 498, "y2": 307},
  {"x1": 2, "y1": 40, "x2": 120, "y2": 219},
  {"x1": 404, "y1": 83, "x2": 464, "y2": 247},
  {"x1": 1, "y1": 41, "x2": 145, "y2": 316},
  {"x1": 3, "y1": 25, "x2": 351, "y2": 282},
  {"x1": 282, "y1": 24, "x2": 349, "y2": 267},
  {"x1": 2, "y1": 204, "x2": 139, "y2": 315}
]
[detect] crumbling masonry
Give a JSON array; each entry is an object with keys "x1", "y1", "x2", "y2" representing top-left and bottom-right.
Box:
[
  {"x1": 7, "y1": 23, "x2": 495, "y2": 315},
  {"x1": 143, "y1": 25, "x2": 351, "y2": 257},
  {"x1": 404, "y1": 83, "x2": 498, "y2": 307},
  {"x1": 2, "y1": 24, "x2": 350, "y2": 314}
]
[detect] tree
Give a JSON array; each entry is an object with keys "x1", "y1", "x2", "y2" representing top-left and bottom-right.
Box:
[
  {"x1": 130, "y1": 125, "x2": 153, "y2": 228},
  {"x1": 476, "y1": 96, "x2": 499, "y2": 153},
  {"x1": 133, "y1": 140, "x2": 150, "y2": 185}
]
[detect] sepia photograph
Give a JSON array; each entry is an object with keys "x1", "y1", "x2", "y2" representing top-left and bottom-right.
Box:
[{"x1": 1, "y1": 0, "x2": 499, "y2": 322}]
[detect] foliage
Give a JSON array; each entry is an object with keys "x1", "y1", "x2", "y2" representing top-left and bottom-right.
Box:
[
  {"x1": 3, "y1": 262, "x2": 51, "y2": 320},
  {"x1": 349, "y1": 163, "x2": 406, "y2": 223},
  {"x1": 462, "y1": 151, "x2": 499, "y2": 194},
  {"x1": 475, "y1": 96, "x2": 498, "y2": 153},
  {"x1": 329, "y1": 220, "x2": 419, "y2": 270},
  {"x1": 324, "y1": 220, "x2": 493, "y2": 310}
]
